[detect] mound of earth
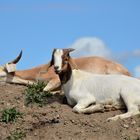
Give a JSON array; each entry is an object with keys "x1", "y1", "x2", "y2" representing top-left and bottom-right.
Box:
[{"x1": 0, "y1": 83, "x2": 140, "y2": 140}]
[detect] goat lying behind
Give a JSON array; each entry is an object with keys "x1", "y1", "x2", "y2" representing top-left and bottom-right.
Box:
[
  {"x1": 52, "y1": 48, "x2": 140, "y2": 121},
  {"x1": 0, "y1": 50, "x2": 131, "y2": 92}
]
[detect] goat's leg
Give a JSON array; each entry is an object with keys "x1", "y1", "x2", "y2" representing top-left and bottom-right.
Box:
[
  {"x1": 67, "y1": 98, "x2": 75, "y2": 106},
  {"x1": 107, "y1": 93, "x2": 140, "y2": 121},
  {"x1": 78, "y1": 104, "x2": 104, "y2": 114},
  {"x1": 72, "y1": 97, "x2": 98, "y2": 114},
  {"x1": 107, "y1": 110, "x2": 139, "y2": 121},
  {"x1": 43, "y1": 80, "x2": 61, "y2": 92}
]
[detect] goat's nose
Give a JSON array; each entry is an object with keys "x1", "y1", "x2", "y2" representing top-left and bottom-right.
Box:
[
  {"x1": 54, "y1": 66, "x2": 61, "y2": 74},
  {"x1": 54, "y1": 66, "x2": 59, "y2": 70}
]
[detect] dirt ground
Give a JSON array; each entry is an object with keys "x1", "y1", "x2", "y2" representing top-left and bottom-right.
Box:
[{"x1": 0, "y1": 83, "x2": 140, "y2": 140}]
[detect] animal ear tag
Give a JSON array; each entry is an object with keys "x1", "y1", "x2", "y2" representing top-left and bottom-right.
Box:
[{"x1": 5, "y1": 63, "x2": 16, "y2": 73}]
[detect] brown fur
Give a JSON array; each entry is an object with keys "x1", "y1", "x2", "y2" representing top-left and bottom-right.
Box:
[{"x1": 14, "y1": 56, "x2": 131, "y2": 81}]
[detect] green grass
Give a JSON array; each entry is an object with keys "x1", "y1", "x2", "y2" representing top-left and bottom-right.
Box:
[
  {"x1": 5, "y1": 130, "x2": 26, "y2": 140},
  {"x1": 127, "y1": 137, "x2": 140, "y2": 140},
  {"x1": 24, "y1": 81, "x2": 52, "y2": 106},
  {"x1": 1, "y1": 107, "x2": 22, "y2": 123}
]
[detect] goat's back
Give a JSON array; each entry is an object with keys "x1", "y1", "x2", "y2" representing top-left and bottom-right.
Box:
[
  {"x1": 70, "y1": 70, "x2": 140, "y2": 104},
  {"x1": 73, "y1": 56, "x2": 131, "y2": 76}
]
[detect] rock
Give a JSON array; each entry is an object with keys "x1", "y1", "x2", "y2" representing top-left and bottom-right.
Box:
[
  {"x1": 56, "y1": 114, "x2": 60, "y2": 119},
  {"x1": 63, "y1": 121, "x2": 67, "y2": 125},
  {"x1": 51, "y1": 117, "x2": 60, "y2": 123},
  {"x1": 136, "y1": 128, "x2": 140, "y2": 132},
  {"x1": 123, "y1": 124, "x2": 129, "y2": 128},
  {"x1": 70, "y1": 120, "x2": 75, "y2": 123},
  {"x1": 93, "y1": 127, "x2": 100, "y2": 132},
  {"x1": 34, "y1": 132, "x2": 37, "y2": 136},
  {"x1": 131, "y1": 120, "x2": 136, "y2": 125}
]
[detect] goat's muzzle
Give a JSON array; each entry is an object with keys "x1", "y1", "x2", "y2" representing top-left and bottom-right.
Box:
[{"x1": 54, "y1": 66, "x2": 61, "y2": 74}]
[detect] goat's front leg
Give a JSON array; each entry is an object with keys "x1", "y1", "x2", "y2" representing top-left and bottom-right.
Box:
[
  {"x1": 79, "y1": 104, "x2": 104, "y2": 114},
  {"x1": 72, "y1": 97, "x2": 102, "y2": 114},
  {"x1": 73, "y1": 103, "x2": 104, "y2": 114}
]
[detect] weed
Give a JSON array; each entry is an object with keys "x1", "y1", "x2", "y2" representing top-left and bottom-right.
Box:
[
  {"x1": 5, "y1": 130, "x2": 26, "y2": 140},
  {"x1": 1, "y1": 107, "x2": 22, "y2": 123},
  {"x1": 127, "y1": 137, "x2": 140, "y2": 140},
  {"x1": 24, "y1": 81, "x2": 52, "y2": 106}
]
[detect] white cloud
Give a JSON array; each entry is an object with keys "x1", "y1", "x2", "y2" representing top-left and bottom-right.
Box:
[
  {"x1": 70, "y1": 37, "x2": 111, "y2": 58},
  {"x1": 134, "y1": 66, "x2": 140, "y2": 78},
  {"x1": 69, "y1": 37, "x2": 140, "y2": 77},
  {"x1": 132, "y1": 49, "x2": 140, "y2": 57},
  {"x1": 70, "y1": 37, "x2": 140, "y2": 62},
  {"x1": 118, "y1": 49, "x2": 140, "y2": 60}
]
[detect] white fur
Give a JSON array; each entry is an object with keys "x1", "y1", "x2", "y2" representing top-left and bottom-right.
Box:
[
  {"x1": 5, "y1": 63, "x2": 16, "y2": 73},
  {"x1": 0, "y1": 66, "x2": 7, "y2": 83},
  {"x1": 0, "y1": 64, "x2": 34, "y2": 85},
  {"x1": 62, "y1": 69, "x2": 140, "y2": 121},
  {"x1": 54, "y1": 49, "x2": 63, "y2": 71},
  {"x1": 0, "y1": 67, "x2": 6, "y2": 77},
  {"x1": 43, "y1": 79, "x2": 61, "y2": 91},
  {"x1": 3, "y1": 75, "x2": 34, "y2": 85}
]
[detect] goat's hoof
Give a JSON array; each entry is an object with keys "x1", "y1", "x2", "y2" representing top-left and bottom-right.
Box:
[
  {"x1": 106, "y1": 117, "x2": 118, "y2": 122},
  {"x1": 72, "y1": 109, "x2": 80, "y2": 114},
  {"x1": 72, "y1": 107, "x2": 81, "y2": 114},
  {"x1": 106, "y1": 118, "x2": 112, "y2": 122}
]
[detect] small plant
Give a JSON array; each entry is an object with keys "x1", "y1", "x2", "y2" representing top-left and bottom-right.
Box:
[
  {"x1": 1, "y1": 107, "x2": 22, "y2": 123},
  {"x1": 24, "y1": 81, "x2": 52, "y2": 106},
  {"x1": 127, "y1": 137, "x2": 140, "y2": 140},
  {"x1": 5, "y1": 130, "x2": 26, "y2": 140}
]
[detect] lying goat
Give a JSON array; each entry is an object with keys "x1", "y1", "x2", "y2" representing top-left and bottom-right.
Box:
[
  {"x1": 50, "y1": 48, "x2": 140, "y2": 121},
  {"x1": 0, "y1": 50, "x2": 131, "y2": 92}
]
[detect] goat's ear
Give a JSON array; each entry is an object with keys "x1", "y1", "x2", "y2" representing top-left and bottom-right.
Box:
[
  {"x1": 46, "y1": 49, "x2": 56, "y2": 71},
  {"x1": 50, "y1": 56, "x2": 54, "y2": 67},
  {"x1": 49, "y1": 49, "x2": 56, "y2": 67},
  {"x1": 64, "y1": 48, "x2": 75, "y2": 55},
  {"x1": 68, "y1": 48, "x2": 75, "y2": 53},
  {"x1": 45, "y1": 58, "x2": 54, "y2": 72}
]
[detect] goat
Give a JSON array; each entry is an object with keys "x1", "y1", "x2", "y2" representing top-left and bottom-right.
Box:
[
  {"x1": 0, "y1": 51, "x2": 60, "y2": 91},
  {"x1": 0, "y1": 50, "x2": 131, "y2": 92},
  {"x1": 50, "y1": 48, "x2": 140, "y2": 121}
]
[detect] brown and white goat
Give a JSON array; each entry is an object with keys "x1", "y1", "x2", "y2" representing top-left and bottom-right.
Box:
[
  {"x1": 44, "y1": 49, "x2": 131, "y2": 91},
  {"x1": 0, "y1": 49, "x2": 131, "y2": 92},
  {"x1": 51, "y1": 48, "x2": 140, "y2": 121}
]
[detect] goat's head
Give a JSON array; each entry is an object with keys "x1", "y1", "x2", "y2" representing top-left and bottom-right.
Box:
[
  {"x1": 50, "y1": 48, "x2": 75, "y2": 74},
  {"x1": 0, "y1": 51, "x2": 22, "y2": 82}
]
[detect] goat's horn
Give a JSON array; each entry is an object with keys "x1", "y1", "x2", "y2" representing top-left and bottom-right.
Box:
[
  {"x1": 8, "y1": 50, "x2": 22, "y2": 64},
  {"x1": 64, "y1": 48, "x2": 75, "y2": 53},
  {"x1": 68, "y1": 48, "x2": 75, "y2": 52}
]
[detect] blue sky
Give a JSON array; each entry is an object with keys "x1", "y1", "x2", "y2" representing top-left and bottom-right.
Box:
[{"x1": 0, "y1": 0, "x2": 140, "y2": 77}]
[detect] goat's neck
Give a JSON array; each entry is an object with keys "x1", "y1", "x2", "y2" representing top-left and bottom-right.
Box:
[
  {"x1": 59, "y1": 58, "x2": 78, "y2": 84},
  {"x1": 59, "y1": 63, "x2": 72, "y2": 85}
]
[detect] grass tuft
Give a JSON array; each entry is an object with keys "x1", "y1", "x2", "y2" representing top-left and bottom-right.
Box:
[
  {"x1": 5, "y1": 130, "x2": 26, "y2": 140},
  {"x1": 24, "y1": 81, "x2": 52, "y2": 106},
  {"x1": 1, "y1": 107, "x2": 22, "y2": 123}
]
